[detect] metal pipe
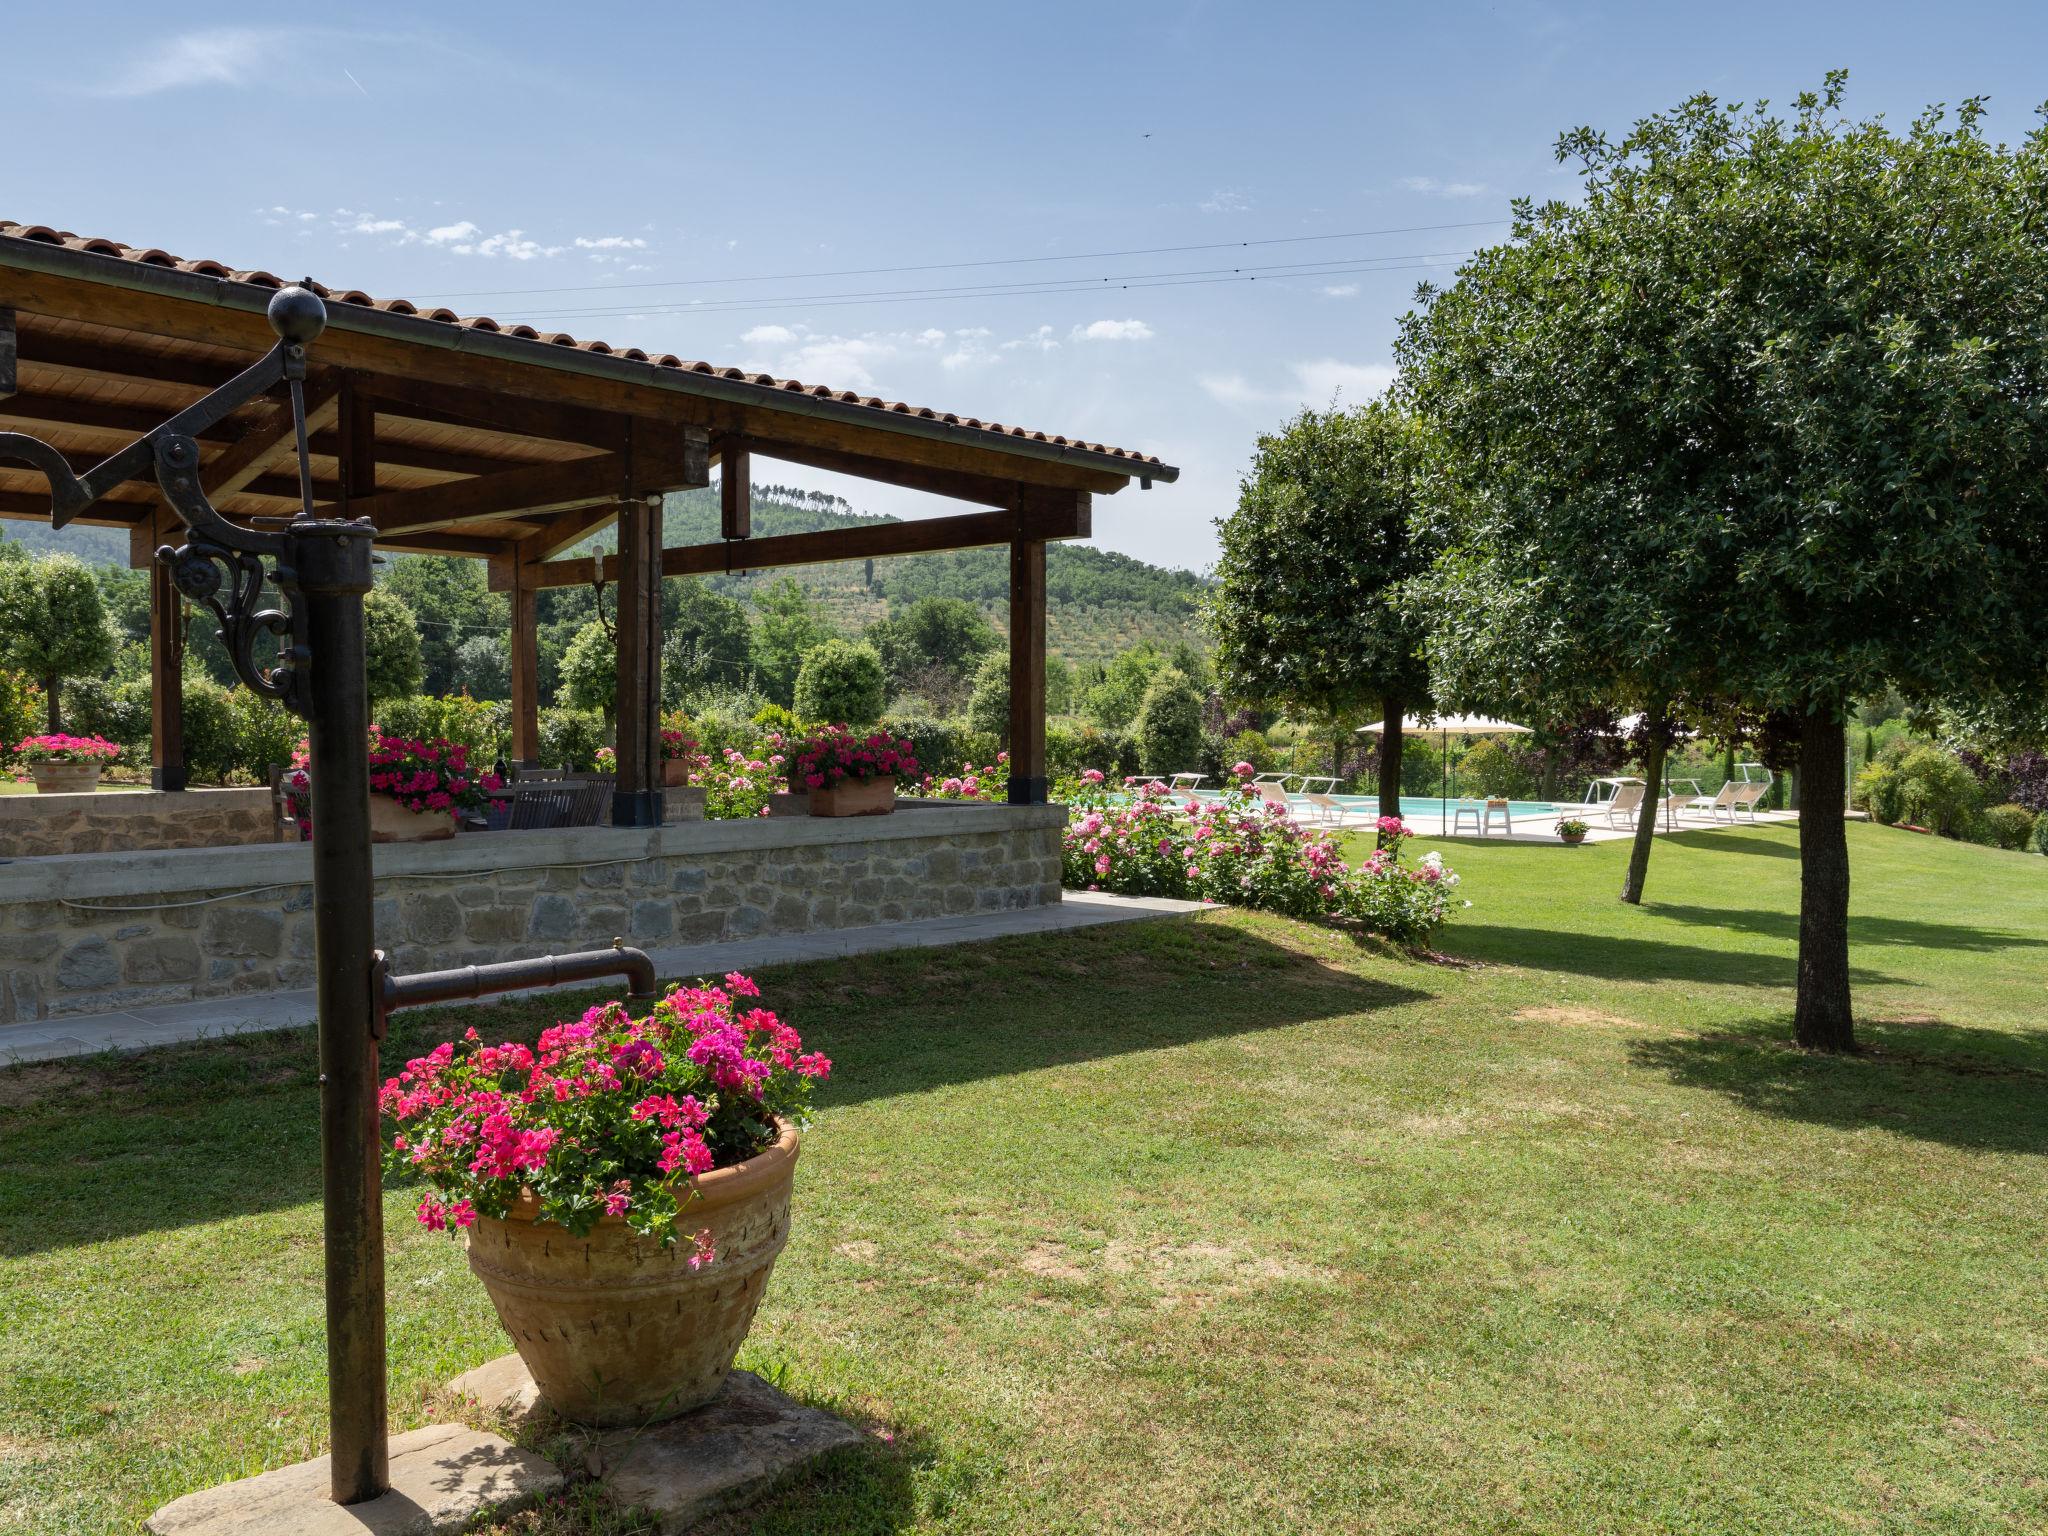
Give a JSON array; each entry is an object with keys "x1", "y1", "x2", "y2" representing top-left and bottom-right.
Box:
[{"x1": 377, "y1": 940, "x2": 660, "y2": 1027}]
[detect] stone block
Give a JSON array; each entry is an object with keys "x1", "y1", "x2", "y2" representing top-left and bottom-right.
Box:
[
  {"x1": 56, "y1": 936, "x2": 119, "y2": 991},
  {"x1": 670, "y1": 866, "x2": 707, "y2": 894},
  {"x1": 124, "y1": 935, "x2": 202, "y2": 984},
  {"x1": 630, "y1": 900, "x2": 674, "y2": 941},
  {"x1": 0, "y1": 933, "x2": 60, "y2": 964},
  {"x1": 463, "y1": 906, "x2": 528, "y2": 944},
  {"x1": 580, "y1": 863, "x2": 625, "y2": 888},
  {"x1": 402, "y1": 892, "x2": 463, "y2": 946},
  {"x1": 529, "y1": 893, "x2": 578, "y2": 941},
  {"x1": 728, "y1": 905, "x2": 766, "y2": 937},
  {"x1": 201, "y1": 908, "x2": 284, "y2": 959},
  {"x1": 144, "y1": 1422, "x2": 562, "y2": 1536},
  {"x1": 770, "y1": 895, "x2": 808, "y2": 931}
]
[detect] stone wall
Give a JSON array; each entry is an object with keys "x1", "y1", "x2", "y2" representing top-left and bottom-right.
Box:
[
  {"x1": 0, "y1": 787, "x2": 276, "y2": 859},
  {"x1": 0, "y1": 802, "x2": 1065, "y2": 1024}
]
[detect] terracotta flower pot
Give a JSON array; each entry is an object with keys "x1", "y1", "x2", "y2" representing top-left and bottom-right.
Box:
[
  {"x1": 370, "y1": 796, "x2": 456, "y2": 843},
  {"x1": 464, "y1": 1121, "x2": 799, "y2": 1427},
  {"x1": 808, "y1": 775, "x2": 895, "y2": 817},
  {"x1": 1558, "y1": 830, "x2": 1587, "y2": 845},
  {"x1": 662, "y1": 758, "x2": 691, "y2": 788},
  {"x1": 29, "y1": 761, "x2": 103, "y2": 794}
]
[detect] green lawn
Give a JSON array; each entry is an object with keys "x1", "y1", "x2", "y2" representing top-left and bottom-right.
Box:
[{"x1": 3, "y1": 822, "x2": 2045, "y2": 1534}]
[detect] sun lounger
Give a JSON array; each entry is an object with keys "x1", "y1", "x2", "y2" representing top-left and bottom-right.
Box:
[
  {"x1": 1602, "y1": 781, "x2": 1646, "y2": 828},
  {"x1": 1683, "y1": 782, "x2": 1743, "y2": 824}
]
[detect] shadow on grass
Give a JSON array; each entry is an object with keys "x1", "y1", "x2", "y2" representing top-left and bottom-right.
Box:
[
  {"x1": 1629, "y1": 1017, "x2": 2048, "y2": 1155},
  {"x1": 0, "y1": 918, "x2": 1422, "y2": 1257},
  {"x1": 1441, "y1": 924, "x2": 1899, "y2": 990},
  {"x1": 1663, "y1": 828, "x2": 1802, "y2": 859},
  {"x1": 1654, "y1": 904, "x2": 2048, "y2": 954}
]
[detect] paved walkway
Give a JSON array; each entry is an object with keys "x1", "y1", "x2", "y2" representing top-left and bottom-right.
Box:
[{"x1": 0, "y1": 892, "x2": 1207, "y2": 1066}]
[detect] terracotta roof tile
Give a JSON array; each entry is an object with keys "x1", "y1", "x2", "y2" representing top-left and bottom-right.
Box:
[{"x1": 0, "y1": 220, "x2": 1170, "y2": 472}]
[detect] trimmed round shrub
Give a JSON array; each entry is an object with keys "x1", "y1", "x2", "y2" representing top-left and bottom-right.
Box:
[
  {"x1": 232, "y1": 691, "x2": 302, "y2": 781},
  {"x1": 965, "y1": 653, "x2": 1009, "y2": 739},
  {"x1": 793, "y1": 640, "x2": 886, "y2": 728},
  {"x1": 1980, "y1": 802, "x2": 2037, "y2": 851},
  {"x1": 180, "y1": 676, "x2": 239, "y2": 783},
  {"x1": 1133, "y1": 666, "x2": 1203, "y2": 776},
  {"x1": 1854, "y1": 760, "x2": 1903, "y2": 823},
  {"x1": 1894, "y1": 746, "x2": 1983, "y2": 837},
  {"x1": 2031, "y1": 811, "x2": 2048, "y2": 855}
]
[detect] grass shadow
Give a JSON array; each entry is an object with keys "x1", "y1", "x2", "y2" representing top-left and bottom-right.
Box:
[
  {"x1": 1662, "y1": 828, "x2": 1802, "y2": 859},
  {"x1": 1442, "y1": 924, "x2": 1899, "y2": 989},
  {"x1": 0, "y1": 918, "x2": 1423, "y2": 1257},
  {"x1": 1629, "y1": 1016, "x2": 2048, "y2": 1155},
  {"x1": 1654, "y1": 904, "x2": 2048, "y2": 953}
]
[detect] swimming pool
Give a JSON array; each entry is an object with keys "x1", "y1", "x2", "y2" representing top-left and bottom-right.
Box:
[{"x1": 1166, "y1": 790, "x2": 1569, "y2": 817}]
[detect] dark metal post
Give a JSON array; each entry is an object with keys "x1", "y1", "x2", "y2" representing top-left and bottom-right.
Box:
[{"x1": 286, "y1": 519, "x2": 388, "y2": 1504}]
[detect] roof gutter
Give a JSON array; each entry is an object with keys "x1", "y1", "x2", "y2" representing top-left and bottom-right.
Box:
[{"x1": 0, "y1": 235, "x2": 1180, "y2": 485}]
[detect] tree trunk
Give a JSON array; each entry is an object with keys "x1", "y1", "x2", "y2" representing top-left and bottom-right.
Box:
[
  {"x1": 1620, "y1": 705, "x2": 1669, "y2": 905},
  {"x1": 1377, "y1": 697, "x2": 1403, "y2": 823},
  {"x1": 44, "y1": 673, "x2": 59, "y2": 733},
  {"x1": 1793, "y1": 708, "x2": 1854, "y2": 1051}
]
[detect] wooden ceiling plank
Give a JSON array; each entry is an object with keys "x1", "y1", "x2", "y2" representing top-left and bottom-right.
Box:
[
  {"x1": 201, "y1": 376, "x2": 342, "y2": 500},
  {"x1": 347, "y1": 433, "x2": 706, "y2": 537}
]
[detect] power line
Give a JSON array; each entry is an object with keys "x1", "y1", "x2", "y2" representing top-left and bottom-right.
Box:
[
  {"x1": 408, "y1": 218, "x2": 1510, "y2": 303},
  {"x1": 494, "y1": 248, "x2": 1475, "y2": 324}
]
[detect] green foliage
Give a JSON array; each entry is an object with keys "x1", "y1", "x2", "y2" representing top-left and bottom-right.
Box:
[
  {"x1": 1046, "y1": 721, "x2": 1138, "y2": 780},
  {"x1": 362, "y1": 588, "x2": 424, "y2": 705},
  {"x1": 0, "y1": 670, "x2": 41, "y2": 759},
  {"x1": 378, "y1": 556, "x2": 506, "y2": 696},
  {"x1": 1979, "y1": 803, "x2": 2036, "y2": 851},
  {"x1": 664, "y1": 577, "x2": 753, "y2": 706},
  {"x1": 1894, "y1": 746, "x2": 1984, "y2": 838},
  {"x1": 1084, "y1": 646, "x2": 1167, "y2": 731},
  {"x1": 1133, "y1": 666, "x2": 1204, "y2": 775},
  {"x1": 374, "y1": 695, "x2": 505, "y2": 762},
  {"x1": 0, "y1": 552, "x2": 117, "y2": 729},
  {"x1": 1208, "y1": 401, "x2": 1432, "y2": 728},
  {"x1": 793, "y1": 639, "x2": 886, "y2": 727},
  {"x1": 231, "y1": 691, "x2": 302, "y2": 779},
  {"x1": 556, "y1": 619, "x2": 616, "y2": 720},
  {"x1": 750, "y1": 702, "x2": 801, "y2": 736},
  {"x1": 1855, "y1": 761, "x2": 1904, "y2": 824},
  {"x1": 749, "y1": 576, "x2": 837, "y2": 708},
  {"x1": 65, "y1": 677, "x2": 151, "y2": 759},
  {"x1": 1223, "y1": 728, "x2": 1277, "y2": 775},
  {"x1": 965, "y1": 653, "x2": 1009, "y2": 738},
  {"x1": 179, "y1": 676, "x2": 239, "y2": 784},
  {"x1": 539, "y1": 707, "x2": 608, "y2": 771},
  {"x1": 452, "y1": 634, "x2": 509, "y2": 701},
  {"x1": 865, "y1": 595, "x2": 999, "y2": 699},
  {"x1": 2032, "y1": 812, "x2": 2048, "y2": 855},
  {"x1": 1459, "y1": 739, "x2": 1541, "y2": 801},
  {"x1": 1045, "y1": 653, "x2": 1074, "y2": 716}
]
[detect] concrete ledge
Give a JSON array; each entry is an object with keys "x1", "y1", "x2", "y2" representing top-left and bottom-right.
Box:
[{"x1": 0, "y1": 799, "x2": 1065, "y2": 902}]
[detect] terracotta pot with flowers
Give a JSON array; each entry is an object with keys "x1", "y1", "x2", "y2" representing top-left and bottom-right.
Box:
[
  {"x1": 660, "y1": 726, "x2": 698, "y2": 788},
  {"x1": 16, "y1": 733, "x2": 121, "y2": 793},
  {"x1": 383, "y1": 973, "x2": 829, "y2": 1426},
  {"x1": 792, "y1": 725, "x2": 918, "y2": 817},
  {"x1": 282, "y1": 730, "x2": 506, "y2": 842},
  {"x1": 1555, "y1": 816, "x2": 1590, "y2": 845}
]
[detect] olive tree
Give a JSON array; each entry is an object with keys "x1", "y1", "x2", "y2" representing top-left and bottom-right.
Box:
[
  {"x1": 1397, "y1": 76, "x2": 2048, "y2": 1050},
  {"x1": 0, "y1": 552, "x2": 115, "y2": 732},
  {"x1": 1208, "y1": 402, "x2": 1433, "y2": 819}
]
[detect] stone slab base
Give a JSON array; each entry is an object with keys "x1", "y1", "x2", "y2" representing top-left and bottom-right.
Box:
[
  {"x1": 143, "y1": 1423, "x2": 563, "y2": 1535},
  {"x1": 447, "y1": 1354, "x2": 862, "y2": 1532}
]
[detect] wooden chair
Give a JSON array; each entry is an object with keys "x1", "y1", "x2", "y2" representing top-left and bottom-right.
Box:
[
  {"x1": 267, "y1": 764, "x2": 298, "y2": 842},
  {"x1": 516, "y1": 766, "x2": 566, "y2": 782},
  {"x1": 564, "y1": 775, "x2": 614, "y2": 827},
  {"x1": 508, "y1": 786, "x2": 575, "y2": 831}
]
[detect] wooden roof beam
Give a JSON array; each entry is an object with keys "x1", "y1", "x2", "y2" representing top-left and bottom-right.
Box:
[
  {"x1": 726, "y1": 434, "x2": 1028, "y2": 509},
  {"x1": 529, "y1": 492, "x2": 1089, "y2": 590},
  {"x1": 202, "y1": 376, "x2": 342, "y2": 500}
]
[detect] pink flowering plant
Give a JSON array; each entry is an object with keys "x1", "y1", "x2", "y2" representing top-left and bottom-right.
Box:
[
  {"x1": 695, "y1": 741, "x2": 784, "y2": 819},
  {"x1": 15, "y1": 732, "x2": 121, "y2": 764},
  {"x1": 916, "y1": 751, "x2": 1009, "y2": 802},
  {"x1": 382, "y1": 972, "x2": 828, "y2": 1246},
  {"x1": 282, "y1": 729, "x2": 506, "y2": 835},
  {"x1": 791, "y1": 726, "x2": 918, "y2": 791},
  {"x1": 1058, "y1": 768, "x2": 1462, "y2": 944}
]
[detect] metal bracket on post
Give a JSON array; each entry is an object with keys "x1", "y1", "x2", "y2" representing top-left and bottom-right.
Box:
[{"x1": 372, "y1": 940, "x2": 660, "y2": 1039}]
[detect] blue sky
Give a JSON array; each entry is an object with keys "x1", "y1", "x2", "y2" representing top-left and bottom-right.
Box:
[{"x1": 10, "y1": 2, "x2": 2047, "y2": 571}]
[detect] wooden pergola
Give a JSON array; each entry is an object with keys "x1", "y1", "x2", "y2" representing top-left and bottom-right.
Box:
[{"x1": 0, "y1": 223, "x2": 1177, "y2": 814}]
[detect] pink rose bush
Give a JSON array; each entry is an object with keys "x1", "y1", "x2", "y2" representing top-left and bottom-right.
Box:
[
  {"x1": 283, "y1": 729, "x2": 506, "y2": 836},
  {"x1": 1059, "y1": 776, "x2": 1462, "y2": 944},
  {"x1": 916, "y1": 751, "x2": 1010, "y2": 802},
  {"x1": 791, "y1": 725, "x2": 918, "y2": 792},
  {"x1": 383, "y1": 973, "x2": 828, "y2": 1245},
  {"x1": 15, "y1": 732, "x2": 120, "y2": 764}
]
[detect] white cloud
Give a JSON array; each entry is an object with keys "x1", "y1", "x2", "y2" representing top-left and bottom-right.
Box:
[
  {"x1": 348, "y1": 216, "x2": 412, "y2": 237},
  {"x1": 739, "y1": 324, "x2": 798, "y2": 345},
  {"x1": 574, "y1": 235, "x2": 649, "y2": 251},
  {"x1": 98, "y1": 28, "x2": 283, "y2": 96},
  {"x1": 1073, "y1": 318, "x2": 1154, "y2": 342},
  {"x1": 1001, "y1": 325, "x2": 1060, "y2": 354},
  {"x1": 417, "y1": 222, "x2": 559, "y2": 259},
  {"x1": 1197, "y1": 373, "x2": 1264, "y2": 407},
  {"x1": 915, "y1": 328, "x2": 948, "y2": 346},
  {"x1": 425, "y1": 220, "x2": 481, "y2": 245},
  {"x1": 1199, "y1": 189, "x2": 1251, "y2": 214},
  {"x1": 1398, "y1": 175, "x2": 1488, "y2": 198},
  {"x1": 1319, "y1": 283, "x2": 1360, "y2": 298}
]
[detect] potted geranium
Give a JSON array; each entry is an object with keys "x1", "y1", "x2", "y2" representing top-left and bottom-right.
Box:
[
  {"x1": 1555, "y1": 816, "x2": 1590, "y2": 845},
  {"x1": 660, "y1": 726, "x2": 698, "y2": 788},
  {"x1": 16, "y1": 733, "x2": 121, "y2": 794},
  {"x1": 384, "y1": 973, "x2": 829, "y2": 1426},
  {"x1": 792, "y1": 725, "x2": 917, "y2": 817},
  {"x1": 282, "y1": 731, "x2": 506, "y2": 841}
]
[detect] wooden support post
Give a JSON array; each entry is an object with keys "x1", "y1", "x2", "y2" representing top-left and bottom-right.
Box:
[
  {"x1": 0, "y1": 307, "x2": 15, "y2": 399},
  {"x1": 612, "y1": 496, "x2": 663, "y2": 825},
  {"x1": 1007, "y1": 538, "x2": 1047, "y2": 805},
  {"x1": 338, "y1": 374, "x2": 376, "y2": 511},
  {"x1": 720, "y1": 445, "x2": 751, "y2": 540},
  {"x1": 149, "y1": 511, "x2": 186, "y2": 791},
  {"x1": 509, "y1": 552, "x2": 541, "y2": 766}
]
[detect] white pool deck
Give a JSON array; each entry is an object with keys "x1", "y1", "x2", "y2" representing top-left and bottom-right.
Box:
[{"x1": 1385, "y1": 804, "x2": 1801, "y2": 844}]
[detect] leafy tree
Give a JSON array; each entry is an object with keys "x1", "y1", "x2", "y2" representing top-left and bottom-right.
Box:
[
  {"x1": 749, "y1": 577, "x2": 836, "y2": 708},
  {"x1": 1133, "y1": 666, "x2": 1204, "y2": 775},
  {"x1": 1084, "y1": 646, "x2": 1167, "y2": 732},
  {"x1": 380, "y1": 556, "x2": 507, "y2": 696},
  {"x1": 793, "y1": 639, "x2": 886, "y2": 727},
  {"x1": 361, "y1": 588, "x2": 424, "y2": 705},
  {"x1": 0, "y1": 552, "x2": 116, "y2": 731},
  {"x1": 663, "y1": 577, "x2": 753, "y2": 705},
  {"x1": 556, "y1": 619, "x2": 617, "y2": 722},
  {"x1": 453, "y1": 634, "x2": 510, "y2": 701},
  {"x1": 1208, "y1": 403, "x2": 1433, "y2": 820},
  {"x1": 1397, "y1": 76, "x2": 2048, "y2": 1050},
  {"x1": 865, "y1": 596, "x2": 999, "y2": 692},
  {"x1": 966, "y1": 653, "x2": 1010, "y2": 739},
  {"x1": 1045, "y1": 653, "x2": 1075, "y2": 717}
]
